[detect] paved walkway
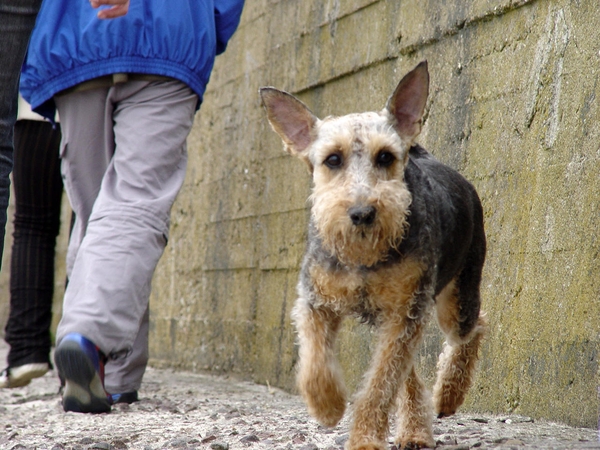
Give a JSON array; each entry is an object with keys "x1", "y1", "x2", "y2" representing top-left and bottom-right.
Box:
[{"x1": 0, "y1": 343, "x2": 598, "y2": 450}]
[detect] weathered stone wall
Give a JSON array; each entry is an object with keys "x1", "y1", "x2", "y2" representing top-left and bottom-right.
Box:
[
  {"x1": 149, "y1": 0, "x2": 599, "y2": 428},
  {"x1": 151, "y1": 0, "x2": 600, "y2": 426}
]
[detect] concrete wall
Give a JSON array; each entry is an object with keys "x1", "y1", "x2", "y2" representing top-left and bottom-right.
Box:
[
  {"x1": 148, "y1": 0, "x2": 599, "y2": 428},
  {"x1": 1, "y1": 0, "x2": 596, "y2": 429}
]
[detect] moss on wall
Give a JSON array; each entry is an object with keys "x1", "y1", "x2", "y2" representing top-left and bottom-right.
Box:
[{"x1": 148, "y1": 0, "x2": 598, "y2": 428}]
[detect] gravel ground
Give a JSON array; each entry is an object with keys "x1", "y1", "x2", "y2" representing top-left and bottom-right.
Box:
[{"x1": 0, "y1": 343, "x2": 598, "y2": 450}]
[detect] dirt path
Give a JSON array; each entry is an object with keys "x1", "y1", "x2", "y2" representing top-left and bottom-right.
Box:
[{"x1": 0, "y1": 343, "x2": 598, "y2": 450}]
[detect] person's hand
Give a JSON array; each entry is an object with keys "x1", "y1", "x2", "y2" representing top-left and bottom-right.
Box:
[{"x1": 90, "y1": 0, "x2": 130, "y2": 19}]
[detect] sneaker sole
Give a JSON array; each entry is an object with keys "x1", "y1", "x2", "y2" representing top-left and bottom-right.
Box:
[
  {"x1": 54, "y1": 341, "x2": 111, "y2": 413},
  {"x1": 4, "y1": 364, "x2": 49, "y2": 388}
]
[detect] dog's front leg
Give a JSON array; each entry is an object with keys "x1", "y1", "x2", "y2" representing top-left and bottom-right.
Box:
[
  {"x1": 292, "y1": 299, "x2": 347, "y2": 427},
  {"x1": 346, "y1": 314, "x2": 428, "y2": 450},
  {"x1": 395, "y1": 365, "x2": 435, "y2": 449}
]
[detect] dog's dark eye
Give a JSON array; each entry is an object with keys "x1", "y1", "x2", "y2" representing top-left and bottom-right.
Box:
[
  {"x1": 324, "y1": 153, "x2": 343, "y2": 169},
  {"x1": 376, "y1": 151, "x2": 395, "y2": 168}
]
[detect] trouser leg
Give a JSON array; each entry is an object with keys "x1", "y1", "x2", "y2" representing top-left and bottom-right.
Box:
[
  {"x1": 5, "y1": 120, "x2": 62, "y2": 366},
  {"x1": 55, "y1": 80, "x2": 197, "y2": 391},
  {"x1": 0, "y1": 0, "x2": 42, "y2": 270},
  {"x1": 104, "y1": 306, "x2": 149, "y2": 393},
  {"x1": 57, "y1": 88, "x2": 113, "y2": 277}
]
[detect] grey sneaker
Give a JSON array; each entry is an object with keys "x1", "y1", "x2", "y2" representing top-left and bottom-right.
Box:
[
  {"x1": 54, "y1": 333, "x2": 111, "y2": 413},
  {"x1": 0, "y1": 363, "x2": 50, "y2": 388}
]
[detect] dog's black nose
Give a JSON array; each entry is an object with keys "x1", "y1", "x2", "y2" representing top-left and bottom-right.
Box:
[{"x1": 348, "y1": 205, "x2": 376, "y2": 226}]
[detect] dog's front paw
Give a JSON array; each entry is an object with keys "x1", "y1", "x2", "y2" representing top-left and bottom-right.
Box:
[
  {"x1": 299, "y1": 369, "x2": 347, "y2": 427},
  {"x1": 395, "y1": 435, "x2": 435, "y2": 450},
  {"x1": 398, "y1": 443, "x2": 434, "y2": 450},
  {"x1": 436, "y1": 408, "x2": 456, "y2": 419},
  {"x1": 433, "y1": 386, "x2": 458, "y2": 418},
  {"x1": 344, "y1": 439, "x2": 387, "y2": 450},
  {"x1": 304, "y1": 385, "x2": 346, "y2": 427}
]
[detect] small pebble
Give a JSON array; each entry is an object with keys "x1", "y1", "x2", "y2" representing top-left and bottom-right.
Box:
[
  {"x1": 210, "y1": 442, "x2": 229, "y2": 450},
  {"x1": 334, "y1": 435, "x2": 349, "y2": 445},
  {"x1": 202, "y1": 435, "x2": 218, "y2": 444},
  {"x1": 299, "y1": 444, "x2": 318, "y2": 450},
  {"x1": 90, "y1": 443, "x2": 113, "y2": 450},
  {"x1": 240, "y1": 434, "x2": 260, "y2": 443}
]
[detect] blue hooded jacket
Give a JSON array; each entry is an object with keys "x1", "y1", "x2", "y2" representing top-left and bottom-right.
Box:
[{"x1": 20, "y1": 0, "x2": 244, "y2": 120}]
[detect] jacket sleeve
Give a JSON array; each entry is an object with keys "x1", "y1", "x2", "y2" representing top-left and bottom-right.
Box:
[{"x1": 214, "y1": 0, "x2": 245, "y2": 55}]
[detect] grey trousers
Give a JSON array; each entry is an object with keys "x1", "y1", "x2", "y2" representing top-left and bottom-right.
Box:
[{"x1": 54, "y1": 79, "x2": 197, "y2": 393}]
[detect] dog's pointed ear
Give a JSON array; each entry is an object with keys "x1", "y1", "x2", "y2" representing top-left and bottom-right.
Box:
[
  {"x1": 385, "y1": 60, "x2": 429, "y2": 140},
  {"x1": 260, "y1": 87, "x2": 318, "y2": 156}
]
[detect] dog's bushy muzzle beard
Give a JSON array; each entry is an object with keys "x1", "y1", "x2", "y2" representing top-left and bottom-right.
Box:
[{"x1": 311, "y1": 179, "x2": 412, "y2": 267}]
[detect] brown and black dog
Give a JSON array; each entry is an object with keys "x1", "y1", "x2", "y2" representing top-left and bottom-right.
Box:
[{"x1": 260, "y1": 61, "x2": 487, "y2": 450}]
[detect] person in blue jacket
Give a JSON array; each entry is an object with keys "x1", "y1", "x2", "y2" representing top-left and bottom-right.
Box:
[
  {"x1": 0, "y1": 0, "x2": 128, "y2": 274},
  {"x1": 20, "y1": 0, "x2": 244, "y2": 413}
]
